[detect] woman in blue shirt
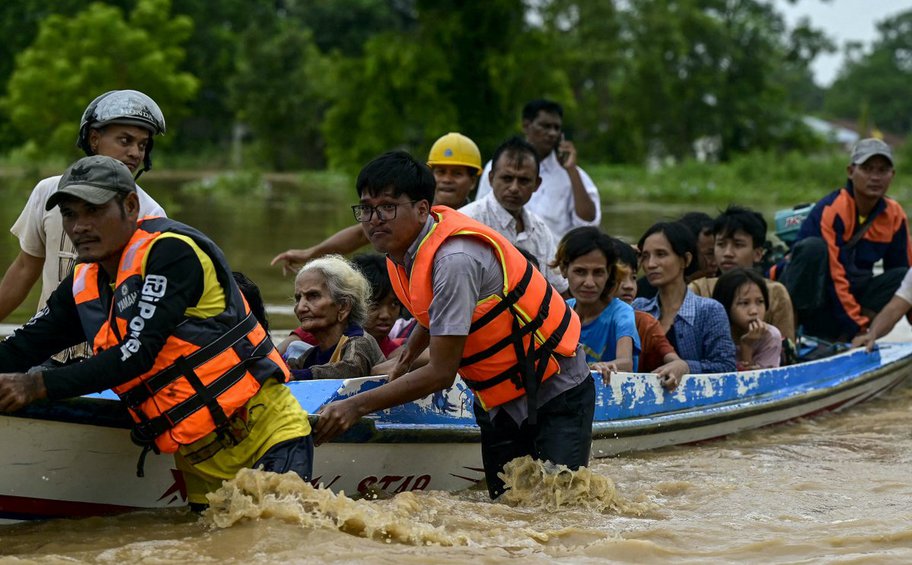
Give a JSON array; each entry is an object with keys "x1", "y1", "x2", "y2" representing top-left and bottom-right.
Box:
[
  {"x1": 632, "y1": 222, "x2": 736, "y2": 374},
  {"x1": 553, "y1": 227, "x2": 640, "y2": 380}
]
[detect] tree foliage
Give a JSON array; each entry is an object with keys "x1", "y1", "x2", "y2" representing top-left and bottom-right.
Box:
[
  {"x1": 0, "y1": 0, "x2": 847, "y2": 169},
  {"x1": 0, "y1": 0, "x2": 135, "y2": 151},
  {"x1": 323, "y1": 0, "x2": 574, "y2": 169},
  {"x1": 600, "y1": 0, "x2": 815, "y2": 162},
  {"x1": 825, "y1": 9, "x2": 912, "y2": 135},
  {"x1": 1, "y1": 0, "x2": 198, "y2": 160},
  {"x1": 229, "y1": 22, "x2": 331, "y2": 170}
]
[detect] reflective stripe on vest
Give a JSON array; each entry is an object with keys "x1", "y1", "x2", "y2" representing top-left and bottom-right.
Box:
[
  {"x1": 387, "y1": 207, "x2": 580, "y2": 412},
  {"x1": 73, "y1": 217, "x2": 289, "y2": 454}
]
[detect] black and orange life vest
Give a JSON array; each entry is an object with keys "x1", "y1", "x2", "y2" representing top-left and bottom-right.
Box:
[
  {"x1": 387, "y1": 207, "x2": 580, "y2": 413},
  {"x1": 72, "y1": 217, "x2": 288, "y2": 454}
]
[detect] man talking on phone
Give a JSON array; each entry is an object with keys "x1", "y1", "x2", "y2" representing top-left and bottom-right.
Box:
[{"x1": 476, "y1": 99, "x2": 601, "y2": 238}]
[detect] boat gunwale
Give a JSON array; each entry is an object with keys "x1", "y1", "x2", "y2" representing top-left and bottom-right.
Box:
[{"x1": 7, "y1": 345, "x2": 912, "y2": 446}]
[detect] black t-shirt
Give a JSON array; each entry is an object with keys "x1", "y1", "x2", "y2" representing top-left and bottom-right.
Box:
[{"x1": 0, "y1": 237, "x2": 207, "y2": 399}]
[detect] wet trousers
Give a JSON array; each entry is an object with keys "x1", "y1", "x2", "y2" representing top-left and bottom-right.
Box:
[
  {"x1": 783, "y1": 237, "x2": 906, "y2": 340},
  {"x1": 473, "y1": 375, "x2": 595, "y2": 499}
]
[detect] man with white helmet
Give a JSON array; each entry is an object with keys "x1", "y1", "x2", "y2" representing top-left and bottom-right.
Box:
[
  {"x1": 0, "y1": 90, "x2": 167, "y2": 364},
  {"x1": 271, "y1": 132, "x2": 482, "y2": 274}
]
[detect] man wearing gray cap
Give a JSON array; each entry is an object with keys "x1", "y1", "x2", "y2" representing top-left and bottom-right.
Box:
[
  {"x1": 0, "y1": 156, "x2": 312, "y2": 510},
  {"x1": 779, "y1": 138, "x2": 911, "y2": 342}
]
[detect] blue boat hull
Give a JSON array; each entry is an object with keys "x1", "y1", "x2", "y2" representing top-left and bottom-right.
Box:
[{"x1": 2, "y1": 343, "x2": 910, "y2": 522}]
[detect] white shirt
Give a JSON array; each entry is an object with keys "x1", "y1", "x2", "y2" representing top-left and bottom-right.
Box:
[
  {"x1": 895, "y1": 268, "x2": 912, "y2": 305},
  {"x1": 458, "y1": 194, "x2": 568, "y2": 293},
  {"x1": 10, "y1": 175, "x2": 166, "y2": 311},
  {"x1": 477, "y1": 150, "x2": 601, "y2": 238}
]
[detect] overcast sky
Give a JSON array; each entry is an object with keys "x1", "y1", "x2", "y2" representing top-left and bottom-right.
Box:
[{"x1": 774, "y1": 0, "x2": 912, "y2": 86}]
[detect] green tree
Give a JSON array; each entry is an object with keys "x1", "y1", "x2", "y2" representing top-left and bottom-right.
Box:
[
  {"x1": 1, "y1": 0, "x2": 198, "y2": 161},
  {"x1": 603, "y1": 0, "x2": 814, "y2": 162},
  {"x1": 229, "y1": 22, "x2": 331, "y2": 170},
  {"x1": 322, "y1": 32, "x2": 459, "y2": 170},
  {"x1": 0, "y1": 0, "x2": 135, "y2": 151},
  {"x1": 536, "y1": 0, "x2": 624, "y2": 161},
  {"x1": 323, "y1": 0, "x2": 573, "y2": 169},
  {"x1": 169, "y1": 0, "x2": 416, "y2": 160},
  {"x1": 825, "y1": 10, "x2": 912, "y2": 134},
  {"x1": 779, "y1": 19, "x2": 833, "y2": 113}
]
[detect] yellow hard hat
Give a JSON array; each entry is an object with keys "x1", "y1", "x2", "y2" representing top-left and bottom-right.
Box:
[{"x1": 427, "y1": 132, "x2": 482, "y2": 176}]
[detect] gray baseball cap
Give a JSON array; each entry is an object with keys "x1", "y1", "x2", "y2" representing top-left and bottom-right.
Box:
[
  {"x1": 850, "y1": 138, "x2": 893, "y2": 166},
  {"x1": 46, "y1": 155, "x2": 136, "y2": 211}
]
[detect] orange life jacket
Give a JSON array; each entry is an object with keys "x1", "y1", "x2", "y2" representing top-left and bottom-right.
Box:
[
  {"x1": 72, "y1": 217, "x2": 288, "y2": 454},
  {"x1": 387, "y1": 207, "x2": 580, "y2": 413}
]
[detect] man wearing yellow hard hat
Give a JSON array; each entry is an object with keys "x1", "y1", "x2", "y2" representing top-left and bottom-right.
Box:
[{"x1": 271, "y1": 132, "x2": 482, "y2": 274}]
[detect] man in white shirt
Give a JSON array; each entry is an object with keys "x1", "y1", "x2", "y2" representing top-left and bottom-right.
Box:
[
  {"x1": 459, "y1": 136, "x2": 569, "y2": 294},
  {"x1": 0, "y1": 90, "x2": 167, "y2": 362},
  {"x1": 853, "y1": 268, "x2": 912, "y2": 351},
  {"x1": 476, "y1": 99, "x2": 601, "y2": 238}
]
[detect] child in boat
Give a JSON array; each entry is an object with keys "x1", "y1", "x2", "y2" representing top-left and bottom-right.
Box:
[
  {"x1": 613, "y1": 240, "x2": 688, "y2": 386},
  {"x1": 232, "y1": 271, "x2": 270, "y2": 333},
  {"x1": 352, "y1": 253, "x2": 406, "y2": 358},
  {"x1": 552, "y1": 227, "x2": 640, "y2": 382},
  {"x1": 278, "y1": 255, "x2": 384, "y2": 380},
  {"x1": 713, "y1": 267, "x2": 782, "y2": 370}
]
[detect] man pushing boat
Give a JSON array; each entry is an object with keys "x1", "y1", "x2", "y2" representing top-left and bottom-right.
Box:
[
  {"x1": 0, "y1": 156, "x2": 312, "y2": 510},
  {"x1": 314, "y1": 150, "x2": 594, "y2": 499}
]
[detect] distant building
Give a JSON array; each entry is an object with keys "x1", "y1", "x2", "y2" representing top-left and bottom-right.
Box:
[
  {"x1": 803, "y1": 116, "x2": 906, "y2": 151},
  {"x1": 802, "y1": 116, "x2": 860, "y2": 148}
]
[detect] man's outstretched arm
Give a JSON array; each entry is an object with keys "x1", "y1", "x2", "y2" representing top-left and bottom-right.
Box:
[
  {"x1": 0, "y1": 251, "x2": 43, "y2": 321},
  {"x1": 271, "y1": 225, "x2": 369, "y2": 275},
  {"x1": 314, "y1": 334, "x2": 466, "y2": 444}
]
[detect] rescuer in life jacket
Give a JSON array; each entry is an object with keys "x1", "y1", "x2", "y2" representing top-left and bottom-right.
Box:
[
  {"x1": 0, "y1": 156, "x2": 312, "y2": 510},
  {"x1": 313, "y1": 150, "x2": 595, "y2": 499}
]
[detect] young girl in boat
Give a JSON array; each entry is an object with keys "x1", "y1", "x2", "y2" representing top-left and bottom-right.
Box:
[
  {"x1": 712, "y1": 267, "x2": 782, "y2": 370},
  {"x1": 552, "y1": 227, "x2": 640, "y2": 381},
  {"x1": 633, "y1": 221, "x2": 737, "y2": 374}
]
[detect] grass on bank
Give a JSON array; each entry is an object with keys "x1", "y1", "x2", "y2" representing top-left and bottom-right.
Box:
[
  {"x1": 3, "y1": 148, "x2": 910, "y2": 207},
  {"x1": 588, "y1": 150, "x2": 912, "y2": 206}
]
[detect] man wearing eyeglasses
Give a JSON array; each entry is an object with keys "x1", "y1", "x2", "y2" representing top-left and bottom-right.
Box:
[{"x1": 316, "y1": 150, "x2": 594, "y2": 500}]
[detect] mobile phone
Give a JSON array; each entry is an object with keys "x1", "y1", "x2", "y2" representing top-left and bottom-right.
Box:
[{"x1": 557, "y1": 133, "x2": 569, "y2": 165}]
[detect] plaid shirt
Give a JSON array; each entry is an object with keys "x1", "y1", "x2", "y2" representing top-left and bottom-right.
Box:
[{"x1": 632, "y1": 289, "x2": 736, "y2": 374}]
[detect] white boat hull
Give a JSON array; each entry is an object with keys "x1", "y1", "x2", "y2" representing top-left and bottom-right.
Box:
[{"x1": 2, "y1": 343, "x2": 910, "y2": 521}]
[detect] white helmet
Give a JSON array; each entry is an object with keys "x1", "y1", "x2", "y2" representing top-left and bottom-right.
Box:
[{"x1": 77, "y1": 90, "x2": 166, "y2": 174}]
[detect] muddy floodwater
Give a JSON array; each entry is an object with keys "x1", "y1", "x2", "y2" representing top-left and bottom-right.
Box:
[{"x1": 3, "y1": 380, "x2": 911, "y2": 563}]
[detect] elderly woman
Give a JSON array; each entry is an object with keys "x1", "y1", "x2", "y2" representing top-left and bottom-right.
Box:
[{"x1": 277, "y1": 255, "x2": 384, "y2": 380}]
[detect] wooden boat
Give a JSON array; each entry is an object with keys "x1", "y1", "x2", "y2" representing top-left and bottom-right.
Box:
[{"x1": 2, "y1": 342, "x2": 911, "y2": 523}]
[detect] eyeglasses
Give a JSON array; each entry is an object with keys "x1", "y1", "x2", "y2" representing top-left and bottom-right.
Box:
[{"x1": 351, "y1": 201, "x2": 417, "y2": 222}]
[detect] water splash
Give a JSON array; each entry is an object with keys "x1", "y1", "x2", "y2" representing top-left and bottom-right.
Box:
[
  {"x1": 499, "y1": 456, "x2": 652, "y2": 515},
  {"x1": 203, "y1": 468, "x2": 468, "y2": 546}
]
